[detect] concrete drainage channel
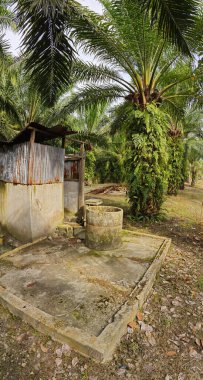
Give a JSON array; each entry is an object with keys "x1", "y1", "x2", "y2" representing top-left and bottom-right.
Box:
[{"x1": 0, "y1": 230, "x2": 171, "y2": 362}]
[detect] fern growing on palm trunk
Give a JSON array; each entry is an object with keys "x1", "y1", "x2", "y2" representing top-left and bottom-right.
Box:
[
  {"x1": 167, "y1": 125, "x2": 184, "y2": 195},
  {"x1": 126, "y1": 105, "x2": 169, "y2": 218}
]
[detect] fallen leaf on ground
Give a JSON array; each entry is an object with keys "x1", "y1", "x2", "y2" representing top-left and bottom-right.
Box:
[
  {"x1": 166, "y1": 351, "x2": 177, "y2": 357},
  {"x1": 62, "y1": 343, "x2": 71, "y2": 353},
  {"x1": 146, "y1": 332, "x2": 156, "y2": 346},
  {"x1": 72, "y1": 357, "x2": 79, "y2": 367},
  {"x1": 55, "y1": 348, "x2": 62, "y2": 358},
  {"x1": 55, "y1": 358, "x2": 62, "y2": 367},
  {"x1": 138, "y1": 321, "x2": 153, "y2": 333},
  {"x1": 40, "y1": 343, "x2": 48, "y2": 353},
  {"x1": 26, "y1": 282, "x2": 36, "y2": 288},
  {"x1": 189, "y1": 346, "x2": 201, "y2": 358},
  {"x1": 127, "y1": 321, "x2": 138, "y2": 330},
  {"x1": 137, "y1": 311, "x2": 143, "y2": 321}
]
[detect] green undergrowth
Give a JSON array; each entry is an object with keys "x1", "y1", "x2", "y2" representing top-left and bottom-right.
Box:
[{"x1": 197, "y1": 276, "x2": 203, "y2": 290}]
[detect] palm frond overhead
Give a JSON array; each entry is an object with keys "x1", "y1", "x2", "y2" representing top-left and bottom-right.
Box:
[
  {"x1": 109, "y1": 101, "x2": 136, "y2": 135},
  {"x1": 183, "y1": 107, "x2": 203, "y2": 138},
  {"x1": 0, "y1": 1, "x2": 14, "y2": 30},
  {"x1": 71, "y1": 131, "x2": 109, "y2": 148},
  {"x1": 137, "y1": 0, "x2": 199, "y2": 56},
  {"x1": 50, "y1": 84, "x2": 126, "y2": 124},
  {"x1": 0, "y1": 33, "x2": 9, "y2": 59},
  {"x1": 0, "y1": 93, "x2": 21, "y2": 125},
  {"x1": 15, "y1": 0, "x2": 75, "y2": 107},
  {"x1": 71, "y1": 60, "x2": 133, "y2": 91},
  {"x1": 68, "y1": 0, "x2": 196, "y2": 111},
  {"x1": 69, "y1": 0, "x2": 141, "y2": 76},
  {"x1": 79, "y1": 102, "x2": 110, "y2": 134}
]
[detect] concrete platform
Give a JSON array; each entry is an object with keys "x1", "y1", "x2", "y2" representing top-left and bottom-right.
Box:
[{"x1": 0, "y1": 230, "x2": 171, "y2": 362}]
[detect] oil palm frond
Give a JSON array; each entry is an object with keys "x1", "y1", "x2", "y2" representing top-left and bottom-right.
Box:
[
  {"x1": 137, "y1": 0, "x2": 199, "y2": 56},
  {"x1": 50, "y1": 84, "x2": 126, "y2": 124},
  {"x1": 15, "y1": 0, "x2": 75, "y2": 107}
]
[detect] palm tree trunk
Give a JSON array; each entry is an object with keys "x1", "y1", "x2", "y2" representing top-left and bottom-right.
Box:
[
  {"x1": 191, "y1": 167, "x2": 197, "y2": 187},
  {"x1": 126, "y1": 105, "x2": 169, "y2": 218},
  {"x1": 167, "y1": 136, "x2": 184, "y2": 195}
]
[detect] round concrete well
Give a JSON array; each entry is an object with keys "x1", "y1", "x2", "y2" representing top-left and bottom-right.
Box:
[{"x1": 85, "y1": 206, "x2": 123, "y2": 250}]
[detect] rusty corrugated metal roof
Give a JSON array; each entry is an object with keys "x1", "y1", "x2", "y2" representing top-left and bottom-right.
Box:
[{"x1": 0, "y1": 122, "x2": 76, "y2": 146}]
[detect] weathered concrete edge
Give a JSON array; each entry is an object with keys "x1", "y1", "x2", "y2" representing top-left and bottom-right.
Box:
[
  {"x1": 0, "y1": 229, "x2": 163, "y2": 262},
  {"x1": 0, "y1": 232, "x2": 171, "y2": 363},
  {"x1": 0, "y1": 236, "x2": 47, "y2": 260},
  {"x1": 97, "y1": 237, "x2": 171, "y2": 362},
  {"x1": 122, "y1": 228, "x2": 168, "y2": 240},
  {"x1": 0, "y1": 285, "x2": 105, "y2": 361}
]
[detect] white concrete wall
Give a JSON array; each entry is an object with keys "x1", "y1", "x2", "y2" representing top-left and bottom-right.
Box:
[
  {"x1": 0, "y1": 183, "x2": 64, "y2": 242},
  {"x1": 64, "y1": 181, "x2": 79, "y2": 215}
]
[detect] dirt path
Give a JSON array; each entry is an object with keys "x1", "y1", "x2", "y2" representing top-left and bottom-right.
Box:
[{"x1": 0, "y1": 186, "x2": 203, "y2": 380}]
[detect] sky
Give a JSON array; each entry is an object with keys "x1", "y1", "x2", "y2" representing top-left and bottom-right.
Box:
[{"x1": 6, "y1": 0, "x2": 103, "y2": 56}]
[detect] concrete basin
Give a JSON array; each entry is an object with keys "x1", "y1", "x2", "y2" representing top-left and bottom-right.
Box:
[{"x1": 86, "y1": 206, "x2": 123, "y2": 250}]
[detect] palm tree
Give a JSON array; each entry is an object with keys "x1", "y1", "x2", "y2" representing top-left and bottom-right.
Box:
[
  {"x1": 13, "y1": 0, "x2": 200, "y2": 107},
  {"x1": 0, "y1": 1, "x2": 20, "y2": 121},
  {"x1": 187, "y1": 139, "x2": 203, "y2": 186},
  {"x1": 0, "y1": 1, "x2": 13, "y2": 56},
  {"x1": 14, "y1": 0, "x2": 93, "y2": 107},
  {"x1": 49, "y1": 99, "x2": 110, "y2": 182},
  {"x1": 183, "y1": 107, "x2": 203, "y2": 138},
  {"x1": 165, "y1": 97, "x2": 203, "y2": 194},
  {"x1": 52, "y1": 0, "x2": 197, "y2": 217},
  {"x1": 181, "y1": 106, "x2": 203, "y2": 186},
  {"x1": 0, "y1": 61, "x2": 47, "y2": 135}
]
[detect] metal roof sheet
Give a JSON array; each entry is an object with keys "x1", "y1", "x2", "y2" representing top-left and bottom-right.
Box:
[{"x1": 0, "y1": 122, "x2": 76, "y2": 146}]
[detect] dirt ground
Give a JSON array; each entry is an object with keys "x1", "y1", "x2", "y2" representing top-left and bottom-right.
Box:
[{"x1": 0, "y1": 182, "x2": 203, "y2": 380}]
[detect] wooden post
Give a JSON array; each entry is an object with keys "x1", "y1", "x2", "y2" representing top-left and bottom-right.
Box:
[
  {"x1": 28, "y1": 129, "x2": 36, "y2": 185},
  {"x1": 30, "y1": 129, "x2": 36, "y2": 144},
  {"x1": 78, "y1": 143, "x2": 85, "y2": 221},
  {"x1": 62, "y1": 137, "x2": 66, "y2": 149}
]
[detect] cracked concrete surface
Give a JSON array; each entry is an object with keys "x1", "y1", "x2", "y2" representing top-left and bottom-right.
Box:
[{"x1": 0, "y1": 230, "x2": 170, "y2": 361}]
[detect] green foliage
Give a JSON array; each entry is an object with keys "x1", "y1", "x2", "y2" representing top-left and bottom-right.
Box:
[
  {"x1": 181, "y1": 144, "x2": 190, "y2": 187},
  {"x1": 0, "y1": 62, "x2": 52, "y2": 134},
  {"x1": 197, "y1": 276, "x2": 203, "y2": 290},
  {"x1": 190, "y1": 160, "x2": 203, "y2": 187},
  {"x1": 187, "y1": 139, "x2": 203, "y2": 186},
  {"x1": 47, "y1": 0, "x2": 198, "y2": 217},
  {"x1": 4, "y1": 0, "x2": 199, "y2": 221},
  {"x1": 126, "y1": 105, "x2": 169, "y2": 218},
  {"x1": 15, "y1": 0, "x2": 75, "y2": 107},
  {"x1": 167, "y1": 136, "x2": 184, "y2": 195},
  {"x1": 137, "y1": 0, "x2": 199, "y2": 56},
  {"x1": 0, "y1": 1, "x2": 14, "y2": 58},
  {"x1": 85, "y1": 151, "x2": 96, "y2": 183},
  {"x1": 95, "y1": 150, "x2": 125, "y2": 184},
  {"x1": 94, "y1": 131, "x2": 126, "y2": 184}
]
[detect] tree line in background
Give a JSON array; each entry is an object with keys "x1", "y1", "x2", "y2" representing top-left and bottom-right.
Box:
[{"x1": 0, "y1": 0, "x2": 203, "y2": 220}]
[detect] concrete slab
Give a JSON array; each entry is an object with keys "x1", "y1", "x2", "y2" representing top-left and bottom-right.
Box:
[{"x1": 0, "y1": 230, "x2": 171, "y2": 362}]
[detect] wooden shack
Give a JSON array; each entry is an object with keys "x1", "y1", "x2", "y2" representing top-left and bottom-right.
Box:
[{"x1": 0, "y1": 123, "x2": 75, "y2": 242}]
